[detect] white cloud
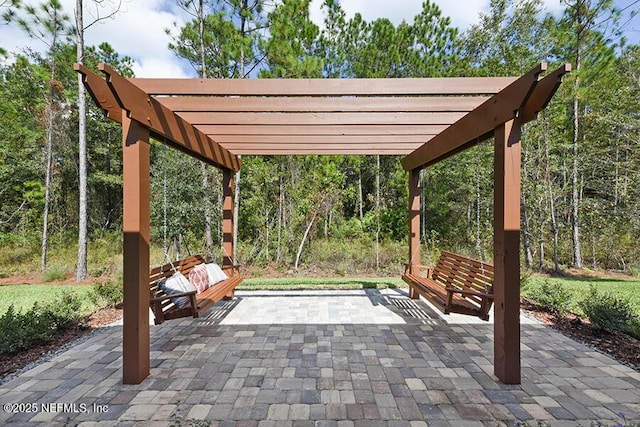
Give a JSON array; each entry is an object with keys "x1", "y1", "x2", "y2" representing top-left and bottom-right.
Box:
[
  {"x1": 310, "y1": 0, "x2": 566, "y2": 32},
  {"x1": 0, "y1": 0, "x2": 190, "y2": 77},
  {"x1": 77, "y1": 0, "x2": 190, "y2": 77}
]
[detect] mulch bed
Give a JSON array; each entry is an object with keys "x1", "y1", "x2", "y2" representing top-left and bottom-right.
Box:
[
  {"x1": 521, "y1": 298, "x2": 640, "y2": 371},
  {"x1": 0, "y1": 307, "x2": 123, "y2": 383}
]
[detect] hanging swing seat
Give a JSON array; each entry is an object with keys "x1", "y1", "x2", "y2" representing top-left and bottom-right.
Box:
[
  {"x1": 402, "y1": 250, "x2": 494, "y2": 321},
  {"x1": 149, "y1": 254, "x2": 242, "y2": 325}
]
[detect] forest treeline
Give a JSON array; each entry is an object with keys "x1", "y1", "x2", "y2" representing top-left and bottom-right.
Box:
[{"x1": 0, "y1": 0, "x2": 638, "y2": 277}]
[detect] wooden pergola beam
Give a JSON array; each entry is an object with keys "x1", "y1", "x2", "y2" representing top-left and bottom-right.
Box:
[
  {"x1": 198, "y1": 124, "x2": 447, "y2": 136},
  {"x1": 158, "y1": 96, "x2": 490, "y2": 113},
  {"x1": 76, "y1": 63, "x2": 241, "y2": 172},
  {"x1": 180, "y1": 112, "x2": 466, "y2": 126},
  {"x1": 99, "y1": 64, "x2": 241, "y2": 172},
  {"x1": 121, "y1": 114, "x2": 151, "y2": 385},
  {"x1": 220, "y1": 148, "x2": 421, "y2": 155},
  {"x1": 401, "y1": 63, "x2": 555, "y2": 171},
  {"x1": 521, "y1": 64, "x2": 572, "y2": 122},
  {"x1": 214, "y1": 136, "x2": 431, "y2": 155},
  {"x1": 131, "y1": 76, "x2": 517, "y2": 96},
  {"x1": 75, "y1": 63, "x2": 123, "y2": 122},
  {"x1": 493, "y1": 118, "x2": 522, "y2": 384}
]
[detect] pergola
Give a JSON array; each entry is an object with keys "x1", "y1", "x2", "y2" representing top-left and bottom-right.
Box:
[{"x1": 76, "y1": 62, "x2": 570, "y2": 385}]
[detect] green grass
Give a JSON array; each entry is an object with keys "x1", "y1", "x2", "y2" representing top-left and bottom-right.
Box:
[
  {"x1": 239, "y1": 276, "x2": 405, "y2": 290},
  {"x1": 523, "y1": 275, "x2": 640, "y2": 317},
  {"x1": 0, "y1": 284, "x2": 96, "y2": 315}
]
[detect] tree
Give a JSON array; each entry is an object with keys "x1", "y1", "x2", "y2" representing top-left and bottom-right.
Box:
[
  {"x1": 0, "y1": 0, "x2": 20, "y2": 27},
  {"x1": 259, "y1": 0, "x2": 322, "y2": 78},
  {"x1": 316, "y1": 0, "x2": 458, "y2": 269},
  {"x1": 75, "y1": 0, "x2": 122, "y2": 281},
  {"x1": 169, "y1": 0, "x2": 234, "y2": 260},
  {"x1": 168, "y1": 0, "x2": 267, "y2": 262},
  {"x1": 13, "y1": 0, "x2": 74, "y2": 272},
  {"x1": 169, "y1": 5, "x2": 247, "y2": 78},
  {"x1": 552, "y1": 0, "x2": 617, "y2": 268},
  {"x1": 0, "y1": 55, "x2": 45, "y2": 234},
  {"x1": 460, "y1": 0, "x2": 548, "y2": 76}
]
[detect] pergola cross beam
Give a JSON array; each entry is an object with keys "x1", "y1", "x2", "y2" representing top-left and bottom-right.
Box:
[{"x1": 130, "y1": 76, "x2": 517, "y2": 96}]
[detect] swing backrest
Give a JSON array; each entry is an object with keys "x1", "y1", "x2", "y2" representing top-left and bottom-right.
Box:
[
  {"x1": 432, "y1": 251, "x2": 494, "y2": 305},
  {"x1": 149, "y1": 254, "x2": 206, "y2": 298}
]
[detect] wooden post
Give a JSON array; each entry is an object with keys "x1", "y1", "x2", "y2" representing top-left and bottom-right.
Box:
[
  {"x1": 121, "y1": 114, "x2": 150, "y2": 384},
  {"x1": 222, "y1": 168, "x2": 235, "y2": 277},
  {"x1": 408, "y1": 168, "x2": 421, "y2": 299},
  {"x1": 493, "y1": 118, "x2": 522, "y2": 384}
]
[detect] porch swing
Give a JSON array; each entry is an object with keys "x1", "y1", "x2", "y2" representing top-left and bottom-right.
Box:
[
  {"x1": 148, "y1": 144, "x2": 242, "y2": 325},
  {"x1": 402, "y1": 141, "x2": 495, "y2": 321}
]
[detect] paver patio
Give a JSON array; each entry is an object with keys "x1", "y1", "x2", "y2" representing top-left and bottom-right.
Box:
[{"x1": 1, "y1": 289, "x2": 638, "y2": 426}]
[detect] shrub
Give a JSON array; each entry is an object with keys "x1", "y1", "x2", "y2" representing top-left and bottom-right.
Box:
[
  {"x1": 579, "y1": 285, "x2": 638, "y2": 332},
  {"x1": 46, "y1": 291, "x2": 83, "y2": 329},
  {"x1": 530, "y1": 280, "x2": 572, "y2": 315},
  {"x1": 43, "y1": 265, "x2": 67, "y2": 282},
  {"x1": 90, "y1": 280, "x2": 123, "y2": 308},
  {"x1": 0, "y1": 292, "x2": 83, "y2": 354}
]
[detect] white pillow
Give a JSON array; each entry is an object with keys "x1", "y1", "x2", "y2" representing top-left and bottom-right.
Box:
[
  {"x1": 159, "y1": 272, "x2": 196, "y2": 308},
  {"x1": 205, "y1": 263, "x2": 228, "y2": 286}
]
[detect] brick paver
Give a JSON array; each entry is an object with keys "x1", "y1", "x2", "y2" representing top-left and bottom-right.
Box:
[{"x1": 0, "y1": 289, "x2": 638, "y2": 425}]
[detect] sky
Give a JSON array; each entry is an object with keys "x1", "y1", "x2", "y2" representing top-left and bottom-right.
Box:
[{"x1": 0, "y1": 0, "x2": 638, "y2": 78}]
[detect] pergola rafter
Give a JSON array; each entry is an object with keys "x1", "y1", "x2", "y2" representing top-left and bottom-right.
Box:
[{"x1": 77, "y1": 62, "x2": 569, "y2": 386}]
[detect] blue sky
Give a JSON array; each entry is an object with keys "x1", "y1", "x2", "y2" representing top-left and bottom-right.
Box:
[{"x1": 0, "y1": 0, "x2": 637, "y2": 77}]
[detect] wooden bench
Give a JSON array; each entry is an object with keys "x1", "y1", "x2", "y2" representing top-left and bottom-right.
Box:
[
  {"x1": 402, "y1": 250, "x2": 494, "y2": 321},
  {"x1": 149, "y1": 254, "x2": 242, "y2": 325}
]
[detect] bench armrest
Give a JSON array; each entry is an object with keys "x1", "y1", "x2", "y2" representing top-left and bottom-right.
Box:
[
  {"x1": 150, "y1": 290, "x2": 197, "y2": 303},
  {"x1": 223, "y1": 264, "x2": 241, "y2": 275},
  {"x1": 403, "y1": 263, "x2": 432, "y2": 277},
  {"x1": 445, "y1": 287, "x2": 493, "y2": 299}
]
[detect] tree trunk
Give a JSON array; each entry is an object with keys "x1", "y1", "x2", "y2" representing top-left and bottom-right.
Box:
[
  {"x1": 276, "y1": 177, "x2": 283, "y2": 263},
  {"x1": 544, "y1": 121, "x2": 560, "y2": 274},
  {"x1": 571, "y1": 4, "x2": 583, "y2": 269},
  {"x1": 375, "y1": 155, "x2": 380, "y2": 272},
  {"x1": 41, "y1": 24, "x2": 59, "y2": 273},
  {"x1": 76, "y1": 0, "x2": 88, "y2": 281},
  {"x1": 538, "y1": 224, "x2": 545, "y2": 272},
  {"x1": 232, "y1": 0, "x2": 248, "y2": 262},
  {"x1": 41, "y1": 108, "x2": 54, "y2": 273},
  {"x1": 357, "y1": 172, "x2": 363, "y2": 220},
  {"x1": 571, "y1": 89, "x2": 582, "y2": 268},
  {"x1": 521, "y1": 134, "x2": 533, "y2": 268},
  {"x1": 294, "y1": 209, "x2": 318, "y2": 270},
  {"x1": 198, "y1": 0, "x2": 214, "y2": 259},
  {"x1": 202, "y1": 164, "x2": 214, "y2": 258}
]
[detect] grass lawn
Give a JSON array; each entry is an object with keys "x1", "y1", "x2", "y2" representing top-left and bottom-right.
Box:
[
  {"x1": 0, "y1": 284, "x2": 96, "y2": 315},
  {"x1": 523, "y1": 275, "x2": 640, "y2": 316},
  {"x1": 2, "y1": 274, "x2": 637, "y2": 319}
]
